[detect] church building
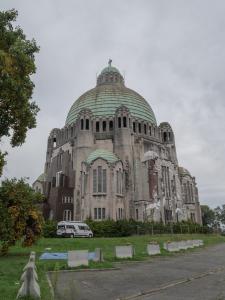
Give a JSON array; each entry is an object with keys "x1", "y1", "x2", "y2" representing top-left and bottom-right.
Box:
[{"x1": 33, "y1": 61, "x2": 202, "y2": 224}]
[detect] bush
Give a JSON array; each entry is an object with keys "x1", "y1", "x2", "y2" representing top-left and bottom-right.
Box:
[
  {"x1": 86, "y1": 219, "x2": 211, "y2": 238},
  {"x1": 42, "y1": 220, "x2": 57, "y2": 238}
]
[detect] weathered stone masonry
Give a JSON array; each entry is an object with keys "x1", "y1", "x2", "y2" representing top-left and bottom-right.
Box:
[{"x1": 33, "y1": 62, "x2": 202, "y2": 224}]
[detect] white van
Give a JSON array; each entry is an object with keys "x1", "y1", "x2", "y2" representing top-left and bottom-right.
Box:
[{"x1": 56, "y1": 221, "x2": 93, "y2": 238}]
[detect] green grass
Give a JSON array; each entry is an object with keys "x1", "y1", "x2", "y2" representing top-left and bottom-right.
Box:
[{"x1": 1, "y1": 234, "x2": 225, "y2": 300}]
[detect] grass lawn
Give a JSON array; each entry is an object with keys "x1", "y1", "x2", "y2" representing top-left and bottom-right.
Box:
[{"x1": 1, "y1": 234, "x2": 225, "y2": 300}]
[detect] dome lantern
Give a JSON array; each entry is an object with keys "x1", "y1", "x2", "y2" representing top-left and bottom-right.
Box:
[{"x1": 97, "y1": 60, "x2": 124, "y2": 86}]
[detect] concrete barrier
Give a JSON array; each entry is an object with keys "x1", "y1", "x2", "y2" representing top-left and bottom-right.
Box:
[
  {"x1": 186, "y1": 240, "x2": 194, "y2": 249},
  {"x1": 17, "y1": 252, "x2": 40, "y2": 299},
  {"x1": 168, "y1": 242, "x2": 179, "y2": 252},
  {"x1": 93, "y1": 248, "x2": 104, "y2": 262},
  {"x1": 164, "y1": 242, "x2": 179, "y2": 252},
  {"x1": 178, "y1": 241, "x2": 188, "y2": 250},
  {"x1": 68, "y1": 250, "x2": 89, "y2": 267},
  {"x1": 147, "y1": 243, "x2": 161, "y2": 255},
  {"x1": 192, "y1": 240, "x2": 200, "y2": 247},
  {"x1": 115, "y1": 245, "x2": 134, "y2": 258},
  {"x1": 198, "y1": 239, "x2": 204, "y2": 246}
]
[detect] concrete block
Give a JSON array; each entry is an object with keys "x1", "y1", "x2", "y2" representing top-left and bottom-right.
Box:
[
  {"x1": 192, "y1": 240, "x2": 200, "y2": 247},
  {"x1": 166, "y1": 242, "x2": 179, "y2": 252},
  {"x1": 23, "y1": 261, "x2": 37, "y2": 272},
  {"x1": 198, "y1": 239, "x2": 204, "y2": 246},
  {"x1": 29, "y1": 251, "x2": 36, "y2": 262},
  {"x1": 21, "y1": 267, "x2": 38, "y2": 282},
  {"x1": 178, "y1": 241, "x2": 188, "y2": 250},
  {"x1": 186, "y1": 240, "x2": 194, "y2": 249},
  {"x1": 17, "y1": 266, "x2": 40, "y2": 299},
  {"x1": 68, "y1": 250, "x2": 89, "y2": 267},
  {"x1": 163, "y1": 242, "x2": 168, "y2": 250},
  {"x1": 147, "y1": 243, "x2": 161, "y2": 255},
  {"x1": 115, "y1": 245, "x2": 134, "y2": 258},
  {"x1": 93, "y1": 248, "x2": 104, "y2": 262}
]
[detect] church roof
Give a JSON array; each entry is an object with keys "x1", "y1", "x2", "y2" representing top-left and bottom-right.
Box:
[
  {"x1": 34, "y1": 173, "x2": 46, "y2": 183},
  {"x1": 100, "y1": 65, "x2": 120, "y2": 74},
  {"x1": 86, "y1": 149, "x2": 120, "y2": 164},
  {"x1": 178, "y1": 167, "x2": 191, "y2": 177},
  {"x1": 65, "y1": 62, "x2": 157, "y2": 126}
]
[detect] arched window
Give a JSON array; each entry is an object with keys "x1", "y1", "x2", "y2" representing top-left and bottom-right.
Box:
[
  {"x1": 109, "y1": 120, "x2": 114, "y2": 131},
  {"x1": 149, "y1": 126, "x2": 152, "y2": 136},
  {"x1": 81, "y1": 119, "x2": 84, "y2": 130},
  {"x1": 133, "y1": 122, "x2": 136, "y2": 132},
  {"x1": 85, "y1": 119, "x2": 89, "y2": 130},
  {"x1": 117, "y1": 208, "x2": 123, "y2": 220},
  {"x1": 144, "y1": 124, "x2": 147, "y2": 134},
  {"x1": 93, "y1": 167, "x2": 107, "y2": 194},
  {"x1": 138, "y1": 123, "x2": 141, "y2": 133},
  {"x1": 116, "y1": 169, "x2": 123, "y2": 195},
  {"x1": 102, "y1": 120, "x2": 106, "y2": 132},
  {"x1": 190, "y1": 184, "x2": 194, "y2": 203},
  {"x1": 184, "y1": 183, "x2": 188, "y2": 203},
  {"x1": 136, "y1": 209, "x2": 139, "y2": 220},
  {"x1": 96, "y1": 121, "x2": 100, "y2": 132},
  {"x1": 123, "y1": 116, "x2": 127, "y2": 127},
  {"x1": 63, "y1": 210, "x2": 72, "y2": 221},
  {"x1": 163, "y1": 132, "x2": 167, "y2": 142},
  {"x1": 53, "y1": 137, "x2": 56, "y2": 148},
  {"x1": 118, "y1": 117, "x2": 121, "y2": 128}
]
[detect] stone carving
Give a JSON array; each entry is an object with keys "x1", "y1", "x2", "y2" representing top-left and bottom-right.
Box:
[{"x1": 17, "y1": 252, "x2": 40, "y2": 299}]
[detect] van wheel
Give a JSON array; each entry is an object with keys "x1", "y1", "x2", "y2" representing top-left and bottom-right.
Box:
[
  {"x1": 70, "y1": 234, "x2": 74, "y2": 238},
  {"x1": 88, "y1": 234, "x2": 93, "y2": 238}
]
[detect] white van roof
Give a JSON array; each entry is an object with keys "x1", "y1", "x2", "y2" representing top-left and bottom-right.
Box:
[{"x1": 57, "y1": 221, "x2": 88, "y2": 225}]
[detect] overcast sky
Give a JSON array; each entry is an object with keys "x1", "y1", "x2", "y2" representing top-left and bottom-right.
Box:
[{"x1": 1, "y1": 0, "x2": 225, "y2": 208}]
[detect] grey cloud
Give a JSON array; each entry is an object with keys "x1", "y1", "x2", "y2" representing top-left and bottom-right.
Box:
[{"x1": 1, "y1": 0, "x2": 225, "y2": 207}]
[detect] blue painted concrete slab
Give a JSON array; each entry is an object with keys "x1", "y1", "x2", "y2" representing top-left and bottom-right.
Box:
[{"x1": 39, "y1": 252, "x2": 96, "y2": 260}]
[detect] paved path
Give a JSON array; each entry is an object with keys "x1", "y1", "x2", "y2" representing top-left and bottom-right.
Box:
[{"x1": 49, "y1": 243, "x2": 225, "y2": 300}]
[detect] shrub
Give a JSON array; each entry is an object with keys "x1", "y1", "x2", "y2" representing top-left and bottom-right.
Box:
[
  {"x1": 42, "y1": 220, "x2": 57, "y2": 238},
  {"x1": 86, "y1": 219, "x2": 211, "y2": 238}
]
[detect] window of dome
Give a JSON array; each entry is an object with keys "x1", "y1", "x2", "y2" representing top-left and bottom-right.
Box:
[
  {"x1": 144, "y1": 124, "x2": 147, "y2": 134},
  {"x1": 138, "y1": 123, "x2": 141, "y2": 133},
  {"x1": 102, "y1": 121, "x2": 106, "y2": 132},
  {"x1": 109, "y1": 120, "x2": 113, "y2": 131},
  {"x1": 118, "y1": 117, "x2": 121, "y2": 128},
  {"x1": 81, "y1": 119, "x2": 84, "y2": 130},
  {"x1": 123, "y1": 116, "x2": 127, "y2": 127},
  {"x1": 96, "y1": 121, "x2": 100, "y2": 132},
  {"x1": 85, "y1": 119, "x2": 89, "y2": 130}
]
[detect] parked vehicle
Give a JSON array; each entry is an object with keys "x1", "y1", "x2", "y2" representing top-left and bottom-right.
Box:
[{"x1": 56, "y1": 221, "x2": 93, "y2": 238}]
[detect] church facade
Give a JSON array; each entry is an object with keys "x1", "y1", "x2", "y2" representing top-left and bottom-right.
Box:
[{"x1": 33, "y1": 62, "x2": 202, "y2": 224}]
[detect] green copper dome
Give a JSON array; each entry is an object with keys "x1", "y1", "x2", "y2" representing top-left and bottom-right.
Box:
[
  {"x1": 86, "y1": 149, "x2": 120, "y2": 164},
  {"x1": 66, "y1": 63, "x2": 157, "y2": 126},
  {"x1": 101, "y1": 65, "x2": 120, "y2": 74}
]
